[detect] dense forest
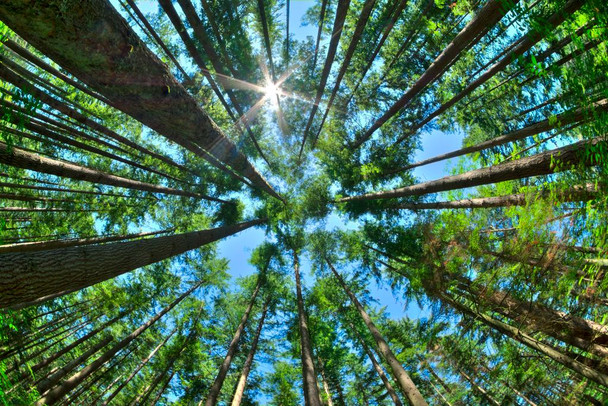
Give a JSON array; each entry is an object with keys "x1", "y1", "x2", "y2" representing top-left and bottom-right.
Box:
[{"x1": 0, "y1": 0, "x2": 607, "y2": 404}]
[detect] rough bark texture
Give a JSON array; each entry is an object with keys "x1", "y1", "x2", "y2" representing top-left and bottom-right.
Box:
[
  {"x1": 356, "y1": 0, "x2": 516, "y2": 147},
  {"x1": 392, "y1": 184, "x2": 600, "y2": 210},
  {"x1": 328, "y1": 260, "x2": 427, "y2": 405},
  {"x1": 0, "y1": 0, "x2": 279, "y2": 199},
  {"x1": 341, "y1": 138, "x2": 604, "y2": 202},
  {"x1": 204, "y1": 277, "x2": 262, "y2": 406},
  {"x1": 296, "y1": 252, "x2": 323, "y2": 406},
  {"x1": 0, "y1": 141, "x2": 202, "y2": 198},
  {"x1": 0, "y1": 219, "x2": 263, "y2": 308},
  {"x1": 231, "y1": 299, "x2": 269, "y2": 406}
]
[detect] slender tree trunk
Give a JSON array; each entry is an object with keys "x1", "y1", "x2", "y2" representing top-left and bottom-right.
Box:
[
  {"x1": 203, "y1": 276, "x2": 263, "y2": 406},
  {"x1": 387, "y1": 99, "x2": 607, "y2": 175},
  {"x1": 0, "y1": 219, "x2": 263, "y2": 308},
  {"x1": 357, "y1": 332, "x2": 403, "y2": 406},
  {"x1": 100, "y1": 326, "x2": 179, "y2": 405},
  {"x1": 0, "y1": 228, "x2": 175, "y2": 254},
  {"x1": 231, "y1": 299, "x2": 269, "y2": 406},
  {"x1": 317, "y1": 357, "x2": 335, "y2": 406},
  {"x1": 458, "y1": 370, "x2": 501, "y2": 406},
  {"x1": 35, "y1": 281, "x2": 202, "y2": 405},
  {"x1": 295, "y1": 251, "x2": 323, "y2": 406},
  {"x1": 0, "y1": 142, "x2": 206, "y2": 199},
  {"x1": 340, "y1": 137, "x2": 605, "y2": 202},
  {"x1": 355, "y1": 0, "x2": 516, "y2": 148},
  {"x1": 300, "y1": 0, "x2": 351, "y2": 157},
  {"x1": 0, "y1": 0, "x2": 279, "y2": 198},
  {"x1": 390, "y1": 184, "x2": 600, "y2": 210},
  {"x1": 327, "y1": 259, "x2": 427, "y2": 405}
]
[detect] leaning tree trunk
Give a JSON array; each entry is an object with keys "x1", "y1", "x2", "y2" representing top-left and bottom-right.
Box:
[
  {"x1": 295, "y1": 251, "x2": 323, "y2": 406},
  {"x1": 356, "y1": 331, "x2": 403, "y2": 406},
  {"x1": 458, "y1": 369, "x2": 501, "y2": 406},
  {"x1": 390, "y1": 184, "x2": 600, "y2": 210},
  {"x1": 0, "y1": 0, "x2": 279, "y2": 199},
  {"x1": 35, "y1": 281, "x2": 202, "y2": 405},
  {"x1": 340, "y1": 137, "x2": 605, "y2": 202},
  {"x1": 327, "y1": 259, "x2": 427, "y2": 405},
  {"x1": 231, "y1": 298, "x2": 270, "y2": 406},
  {"x1": 355, "y1": 0, "x2": 517, "y2": 148},
  {"x1": 0, "y1": 219, "x2": 263, "y2": 308},
  {"x1": 203, "y1": 276, "x2": 263, "y2": 406},
  {"x1": 0, "y1": 141, "x2": 205, "y2": 199}
]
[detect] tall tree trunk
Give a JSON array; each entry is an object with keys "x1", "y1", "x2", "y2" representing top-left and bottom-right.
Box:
[
  {"x1": 458, "y1": 369, "x2": 501, "y2": 406},
  {"x1": 317, "y1": 357, "x2": 335, "y2": 406},
  {"x1": 203, "y1": 276, "x2": 263, "y2": 406},
  {"x1": 100, "y1": 326, "x2": 178, "y2": 405},
  {"x1": 356, "y1": 332, "x2": 403, "y2": 406},
  {"x1": 355, "y1": 0, "x2": 516, "y2": 148},
  {"x1": 300, "y1": 0, "x2": 351, "y2": 157},
  {"x1": 231, "y1": 298, "x2": 270, "y2": 406},
  {"x1": 390, "y1": 184, "x2": 600, "y2": 210},
  {"x1": 327, "y1": 259, "x2": 427, "y2": 405},
  {"x1": 340, "y1": 137, "x2": 604, "y2": 202},
  {"x1": 0, "y1": 219, "x2": 263, "y2": 308},
  {"x1": 0, "y1": 0, "x2": 279, "y2": 199},
  {"x1": 0, "y1": 141, "x2": 205, "y2": 199},
  {"x1": 295, "y1": 250, "x2": 323, "y2": 406},
  {"x1": 0, "y1": 228, "x2": 175, "y2": 254},
  {"x1": 387, "y1": 99, "x2": 607, "y2": 175},
  {"x1": 35, "y1": 281, "x2": 202, "y2": 405}
]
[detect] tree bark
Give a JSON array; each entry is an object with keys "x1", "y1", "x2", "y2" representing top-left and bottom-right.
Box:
[
  {"x1": 458, "y1": 369, "x2": 501, "y2": 406},
  {"x1": 231, "y1": 299, "x2": 269, "y2": 406},
  {"x1": 0, "y1": 0, "x2": 279, "y2": 199},
  {"x1": 203, "y1": 276, "x2": 263, "y2": 406},
  {"x1": 340, "y1": 137, "x2": 604, "y2": 202},
  {"x1": 355, "y1": 0, "x2": 516, "y2": 148},
  {"x1": 357, "y1": 332, "x2": 403, "y2": 406},
  {"x1": 0, "y1": 141, "x2": 206, "y2": 199},
  {"x1": 295, "y1": 251, "x2": 323, "y2": 406},
  {"x1": 327, "y1": 259, "x2": 427, "y2": 405},
  {"x1": 35, "y1": 281, "x2": 202, "y2": 405},
  {"x1": 390, "y1": 184, "x2": 600, "y2": 210},
  {"x1": 0, "y1": 218, "x2": 263, "y2": 308}
]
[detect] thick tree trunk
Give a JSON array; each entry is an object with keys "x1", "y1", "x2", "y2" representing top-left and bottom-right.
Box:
[
  {"x1": 35, "y1": 281, "x2": 201, "y2": 405},
  {"x1": 203, "y1": 276, "x2": 263, "y2": 406},
  {"x1": 357, "y1": 333, "x2": 403, "y2": 406},
  {"x1": 231, "y1": 299, "x2": 269, "y2": 406},
  {"x1": 0, "y1": 142, "x2": 205, "y2": 199},
  {"x1": 355, "y1": 0, "x2": 516, "y2": 148},
  {"x1": 295, "y1": 251, "x2": 323, "y2": 406},
  {"x1": 328, "y1": 260, "x2": 427, "y2": 405},
  {"x1": 340, "y1": 137, "x2": 604, "y2": 202},
  {"x1": 0, "y1": 219, "x2": 263, "y2": 308},
  {"x1": 391, "y1": 184, "x2": 600, "y2": 210},
  {"x1": 0, "y1": 0, "x2": 279, "y2": 199}
]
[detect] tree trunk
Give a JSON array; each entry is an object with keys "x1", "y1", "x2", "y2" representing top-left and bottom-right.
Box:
[
  {"x1": 300, "y1": 0, "x2": 351, "y2": 156},
  {"x1": 100, "y1": 326, "x2": 178, "y2": 405},
  {"x1": 0, "y1": 141, "x2": 205, "y2": 199},
  {"x1": 0, "y1": 0, "x2": 279, "y2": 199},
  {"x1": 355, "y1": 0, "x2": 516, "y2": 148},
  {"x1": 35, "y1": 281, "x2": 202, "y2": 405},
  {"x1": 0, "y1": 219, "x2": 263, "y2": 308},
  {"x1": 327, "y1": 259, "x2": 427, "y2": 405},
  {"x1": 0, "y1": 228, "x2": 175, "y2": 254},
  {"x1": 357, "y1": 332, "x2": 403, "y2": 406},
  {"x1": 458, "y1": 369, "x2": 501, "y2": 406},
  {"x1": 390, "y1": 184, "x2": 600, "y2": 210},
  {"x1": 340, "y1": 137, "x2": 604, "y2": 202},
  {"x1": 295, "y1": 251, "x2": 323, "y2": 406},
  {"x1": 388, "y1": 99, "x2": 607, "y2": 174},
  {"x1": 204, "y1": 276, "x2": 263, "y2": 406},
  {"x1": 231, "y1": 298, "x2": 269, "y2": 406}
]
